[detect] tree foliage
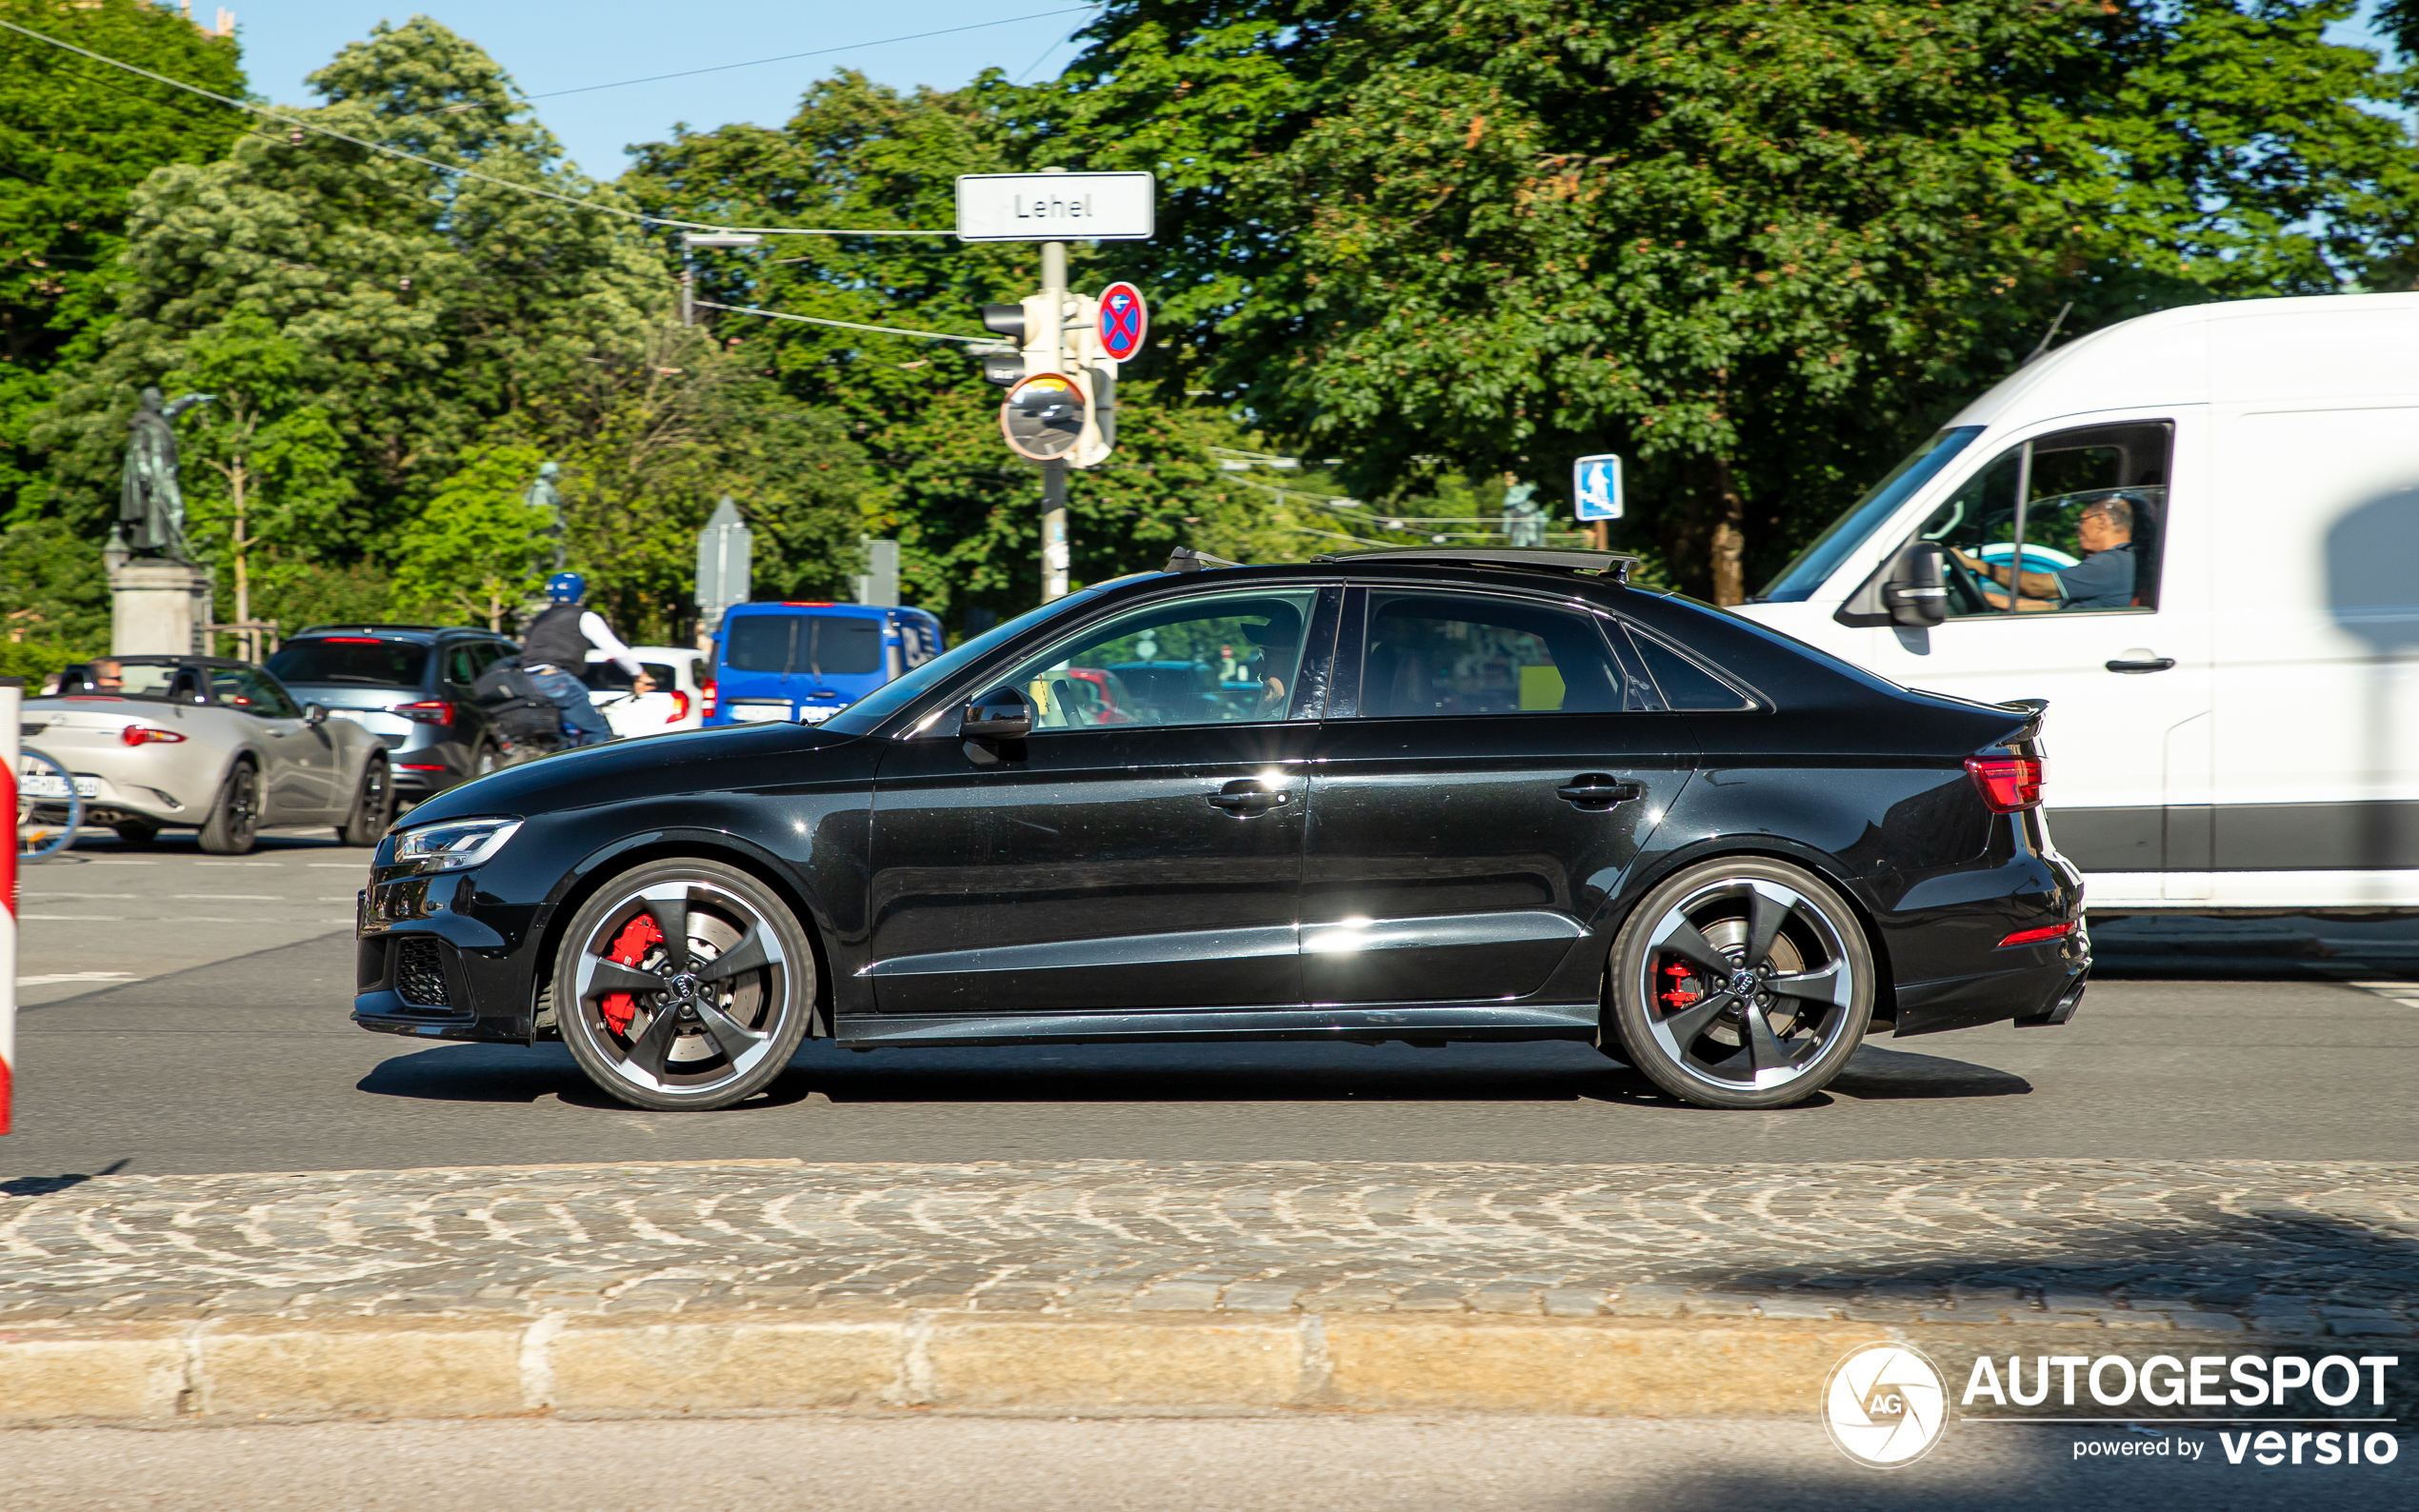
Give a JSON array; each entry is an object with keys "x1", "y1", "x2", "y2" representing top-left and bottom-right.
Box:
[
  {"x1": 32, "y1": 16, "x2": 665, "y2": 567},
  {"x1": 0, "y1": 0, "x2": 247, "y2": 521},
  {"x1": 1030, "y1": 0, "x2": 2419, "y2": 600}
]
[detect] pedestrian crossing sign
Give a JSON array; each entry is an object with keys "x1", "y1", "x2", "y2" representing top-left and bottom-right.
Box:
[{"x1": 1573, "y1": 454, "x2": 1623, "y2": 521}]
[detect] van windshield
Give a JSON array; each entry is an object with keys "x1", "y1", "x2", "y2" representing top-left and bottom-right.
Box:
[{"x1": 1756, "y1": 428, "x2": 1983, "y2": 602}]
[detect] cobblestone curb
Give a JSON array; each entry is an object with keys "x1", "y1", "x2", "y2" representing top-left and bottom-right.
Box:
[{"x1": 3, "y1": 1159, "x2": 2413, "y2": 1422}]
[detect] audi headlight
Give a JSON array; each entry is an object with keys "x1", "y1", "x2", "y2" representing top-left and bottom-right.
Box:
[{"x1": 391, "y1": 817, "x2": 523, "y2": 871}]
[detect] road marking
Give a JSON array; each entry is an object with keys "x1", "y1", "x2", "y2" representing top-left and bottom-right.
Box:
[
  {"x1": 174, "y1": 893, "x2": 285, "y2": 900},
  {"x1": 2313, "y1": 962, "x2": 2419, "y2": 1006},
  {"x1": 18, "y1": 892, "x2": 137, "y2": 899},
  {"x1": 17, "y1": 914, "x2": 128, "y2": 921},
  {"x1": 310, "y1": 863, "x2": 367, "y2": 868},
  {"x1": 16, "y1": 971, "x2": 137, "y2": 987}
]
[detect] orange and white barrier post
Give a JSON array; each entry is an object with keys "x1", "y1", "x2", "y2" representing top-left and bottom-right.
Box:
[{"x1": 1, "y1": 676, "x2": 19, "y2": 1133}]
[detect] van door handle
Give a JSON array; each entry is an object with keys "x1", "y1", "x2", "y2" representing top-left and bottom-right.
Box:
[
  {"x1": 2105, "y1": 655, "x2": 2176, "y2": 674},
  {"x1": 1557, "y1": 774, "x2": 1646, "y2": 810}
]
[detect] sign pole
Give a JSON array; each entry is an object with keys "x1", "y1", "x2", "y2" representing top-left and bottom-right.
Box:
[
  {"x1": 1038, "y1": 177, "x2": 1071, "y2": 601},
  {"x1": 1, "y1": 676, "x2": 20, "y2": 1135}
]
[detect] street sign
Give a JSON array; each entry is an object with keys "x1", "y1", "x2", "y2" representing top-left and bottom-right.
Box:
[
  {"x1": 694, "y1": 495, "x2": 752, "y2": 625},
  {"x1": 1096, "y1": 281, "x2": 1148, "y2": 363},
  {"x1": 955, "y1": 172, "x2": 1155, "y2": 242},
  {"x1": 1573, "y1": 453, "x2": 1624, "y2": 521},
  {"x1": 1001, "y1": 372, "x2": 1089, "y2": 461}
]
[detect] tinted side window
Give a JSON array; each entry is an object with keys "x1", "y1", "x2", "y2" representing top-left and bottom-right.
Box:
[
  {"x1": 1627, "y1": 629, "x2": 1757, "y2": 711},
  {"x1": 444, "y1": 644, "x2": 480, "y2": 685},
  {"x1": 1355, "y1": 592, "x2": 1624, "y2": 717}
]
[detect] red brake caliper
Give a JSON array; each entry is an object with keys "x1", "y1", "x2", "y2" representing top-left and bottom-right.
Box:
[
  {"x1": 1659, "y1": 958, "x2": 1701, "y2": 1010},
  {"x1": 597, "y1": 914, "x2": 664, "y2": 1035}
]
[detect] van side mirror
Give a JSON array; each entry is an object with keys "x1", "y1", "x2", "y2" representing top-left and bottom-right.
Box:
[
  {"x1": 1884, "y1": 544, "x2": 1948, "y2": 628},
  {"x1": 959, "y1": 686, "x2": 1032, "y2": 740}
]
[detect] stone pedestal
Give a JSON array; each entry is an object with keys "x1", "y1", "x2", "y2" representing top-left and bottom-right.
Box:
[{"x1": 109, "y1": 556, "x2": 213, "y2": 657}]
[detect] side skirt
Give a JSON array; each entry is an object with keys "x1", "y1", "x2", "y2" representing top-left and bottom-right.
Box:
[{"x1": 834, "y1": 1003, "x2": 1602, "y2": 1048}]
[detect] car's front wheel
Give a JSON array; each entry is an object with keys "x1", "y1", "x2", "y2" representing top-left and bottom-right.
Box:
[
  {"x1": 554, "y1": 859, "x2": 815, "y2": 1111},
  {"x1": 1603, "y1": 857, "x2": 1874, "y2": 1109}
]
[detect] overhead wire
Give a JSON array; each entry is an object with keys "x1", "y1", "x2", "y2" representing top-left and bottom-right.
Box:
[{"x1": 0, "y1": 17, "x2": 954, "y2": 238}]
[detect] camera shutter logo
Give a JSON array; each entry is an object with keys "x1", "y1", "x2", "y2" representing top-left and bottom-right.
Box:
[{"x1": 1824, "y1": 1343, "x2": 1949, "y2": 1468}]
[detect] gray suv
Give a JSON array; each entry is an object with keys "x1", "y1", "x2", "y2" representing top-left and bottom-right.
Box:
[{"x1": 266, "y1": 625, "x2": 521, "y2": 799}]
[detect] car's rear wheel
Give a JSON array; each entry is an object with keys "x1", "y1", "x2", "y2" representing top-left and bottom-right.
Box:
[
  {"x1": 337, "y1": 755, "x2": 394, "y2": 846},
  {"x1": 1603, "y1": 857, "x2": 1873, "y2": 1109},
  {"x1": 555, "y1": 859, "x2": 814, "y2": 1111},
  {"x1": 195, "y1": 760, "x2": 260, "y2": 855}
]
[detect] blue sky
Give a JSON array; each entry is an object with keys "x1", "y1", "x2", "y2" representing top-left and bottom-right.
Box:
[{"x1": 220, "y1": 1, "x2": 1105, "y2": 177}]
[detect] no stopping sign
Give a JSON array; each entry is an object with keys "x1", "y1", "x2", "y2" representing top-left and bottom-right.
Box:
[{"x1": 1096, "y1": 282, "x2": 1148, "y2": 363}]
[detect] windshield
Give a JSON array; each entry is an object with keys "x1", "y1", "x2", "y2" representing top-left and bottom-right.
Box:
[
  {"x1": 820, "y1": 589, "x2": 1109, "y2": 736},
  {"x1": 1756, "y1": 427, "x2": 1983, "y2": 602},
  {"x1": 267, "y1": 638, "x2": 430, "y2": 686}
]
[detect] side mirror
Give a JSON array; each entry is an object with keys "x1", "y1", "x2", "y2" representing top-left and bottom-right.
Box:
[
  {"x1": 1884, "y1": 543, "x2": 1948, "y2": 628},
  {"x1": 304, "y1": 702, "x2": 329, "y2": 726},
  {"x1": 959, "y1": 686, "x2": 1032, "y2": 741}
]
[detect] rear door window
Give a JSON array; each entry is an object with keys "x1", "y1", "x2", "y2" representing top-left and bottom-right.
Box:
[{"x1": 1350, "y1": 591, "x2": 1628, "y2": 717}]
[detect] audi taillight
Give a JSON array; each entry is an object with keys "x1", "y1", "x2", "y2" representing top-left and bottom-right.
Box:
[
  {"x1": 1998, "y1": 921, "x2": 2077, "y2": 947},
  {"x1": 1965, "y1": 757, "x2": 2045, "y2": 813},
  {"x1": 669, "y1": 689, "x2": 691, "y2": 723},
  {"x1": 392, "y1": 700, "x2": 456, "y2": 726},
  {"x1": 120, "y1": 725, "x2": 186, "y2": 746},
  {"x1": 700, "y1": 681, "x2": 717, "y2": 718}
]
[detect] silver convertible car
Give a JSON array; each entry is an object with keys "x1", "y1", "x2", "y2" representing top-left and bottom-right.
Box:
[{"x1": 21, "y1": 655, "x2": 395, "y2": 853}]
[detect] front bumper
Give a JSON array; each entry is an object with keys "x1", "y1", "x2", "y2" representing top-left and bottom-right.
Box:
[{"x1": 352, "y1": 866, "x2": 547, "y2": 1044}]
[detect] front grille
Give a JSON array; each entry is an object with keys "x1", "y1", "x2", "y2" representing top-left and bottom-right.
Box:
[{"x1": 395, "y1": 939, "x2": 451, "y2": 1007}]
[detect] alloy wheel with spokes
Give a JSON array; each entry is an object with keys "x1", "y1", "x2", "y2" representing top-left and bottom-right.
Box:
[
  {"x1": 1604, "y1": 857, "x2": 1873, "y2": 1109},
  {"x1": 555, "y1": 859, "x2": 815, "y2": 1110}
]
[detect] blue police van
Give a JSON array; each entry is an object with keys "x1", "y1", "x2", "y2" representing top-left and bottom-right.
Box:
[{"x1": 703, "y1": 602, "x2": 947, "y2": 728}]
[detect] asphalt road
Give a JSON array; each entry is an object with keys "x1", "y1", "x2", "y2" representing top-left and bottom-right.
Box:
[
  {"x1": 10, "y1": 834, "x2": 2419, "y2": 1180},
  {"x1": 1, "y1": 1415, "x2": 2403, "y2": 1512}
]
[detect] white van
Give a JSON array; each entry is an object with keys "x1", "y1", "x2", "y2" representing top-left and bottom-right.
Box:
[{"x1": 1736, "y1": 291, "x2": 2419, "y2": 913}]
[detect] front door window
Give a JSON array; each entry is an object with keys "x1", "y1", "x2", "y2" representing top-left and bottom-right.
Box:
[
  {"x1": 1917, "y1": 421, "x2": 2172, "y2": 617},
  {"x1": 996, "y1": 588, "x2": 1320, "y2": 728}
]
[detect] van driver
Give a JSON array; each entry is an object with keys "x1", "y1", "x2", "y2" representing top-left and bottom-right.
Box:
[{"x1": 1950, "y1": 495, "x2": 2138, "y2": 612}]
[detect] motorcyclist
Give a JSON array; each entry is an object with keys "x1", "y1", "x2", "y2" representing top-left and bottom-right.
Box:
[{"x1": 521, "y1": 572, "x2": 642, "y2": 748}]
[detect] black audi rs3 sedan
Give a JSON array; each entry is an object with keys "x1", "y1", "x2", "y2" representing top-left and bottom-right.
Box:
[{"x1": 353, "y1": 548, "x2": 2088, "y2": 1111}]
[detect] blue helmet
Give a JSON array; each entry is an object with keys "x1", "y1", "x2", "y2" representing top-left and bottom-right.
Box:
[{"x1": 545, "y1": 571, "x2": 585, "y2": 603}]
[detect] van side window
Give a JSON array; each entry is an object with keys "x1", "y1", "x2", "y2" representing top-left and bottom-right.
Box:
[{"x1": 1914, "y1": 421, "x2": 2172, "y2": 617}]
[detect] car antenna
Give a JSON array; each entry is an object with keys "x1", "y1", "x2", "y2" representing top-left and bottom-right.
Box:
[{"x1": 2022, "y1": 301, "x2": 2074, "y2": 367}]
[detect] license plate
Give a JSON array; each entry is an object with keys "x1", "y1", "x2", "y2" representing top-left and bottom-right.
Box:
[
  {"x1": 22, "y1": 773, "x2": 100, "y2": 799},
  {"x1": 730, "y1": 704, "x2": 789, "y2": 724},
  {"x1": 798, "y1": 706, "x2": 839, "y2": 724}
]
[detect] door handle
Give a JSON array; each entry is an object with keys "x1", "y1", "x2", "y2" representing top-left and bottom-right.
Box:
[
  {"x1": 1207, "y1": 780, "x2": 1289, "y2": 816},
  {"x1": 2104, "y1": 655, "x2": 2177, "y2": 674},
  {"x1": 1556, "y1": 774, "x2": 1646, "y2": 810}
]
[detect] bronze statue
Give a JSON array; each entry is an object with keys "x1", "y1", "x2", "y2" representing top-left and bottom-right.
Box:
[
  {"x1": 1502, "y1": 476, "x2": 1546, "y2": 549},
  {"x1": 119, "y1": 387, "x2": 212, "y2": 562}
]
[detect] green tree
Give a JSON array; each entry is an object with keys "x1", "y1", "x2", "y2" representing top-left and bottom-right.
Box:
[
  {"x1": 167, "y1": 312, "x2": 352, "y2": 638},
  {"x1": 0, "y1": 514, "x2": 107, "y2": 649},
  {"x1": 0, "y1": 0, "x2": 248, "y2": 522},
  {"x1": 391, "y1": 440, "x2": 551, "y2": 629},
  {"x1": 32, "y1": 16, "x2": 666, "y2": 556},
  {"x1": 1033, "y1": 0, "x2": 2419, "y2": 602},
  {"x1": 623, "y1": 71, "x2": 1288, "y2": 627}
]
